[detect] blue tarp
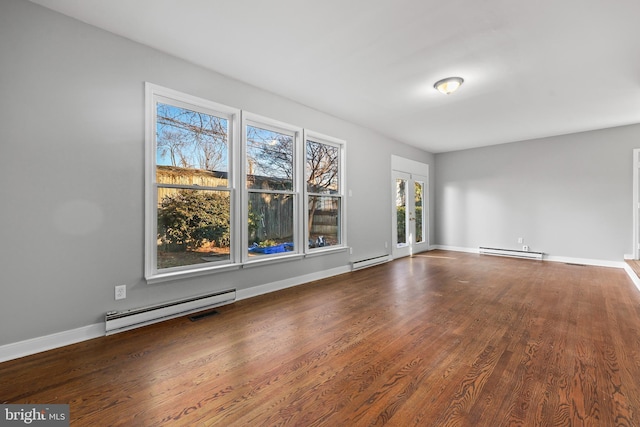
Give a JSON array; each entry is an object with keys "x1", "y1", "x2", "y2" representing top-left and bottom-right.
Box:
[{"x1": 248, "y1": 242, "x2": 294, "y2": 254}]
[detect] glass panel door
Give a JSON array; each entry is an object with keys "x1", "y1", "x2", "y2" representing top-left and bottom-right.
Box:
[
  {"x1": 414, "y1": 179, "x2": 425, "y2": 244},
  {"x1": 396, "y1": 176, "x2": 408, "y2": 247},
  {"x1": 392, "y1": 171, "x2": 428, "y2": 259}
]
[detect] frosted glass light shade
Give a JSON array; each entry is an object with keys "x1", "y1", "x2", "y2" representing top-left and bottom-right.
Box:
[{"x1": 434, "y1": 77, "x2": 464, "y2": 95}]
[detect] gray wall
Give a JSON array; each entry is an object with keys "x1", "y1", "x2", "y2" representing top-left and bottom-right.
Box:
[
  {"x1": 0, "y1": 0, "x2": 434, "y2": 346},
  {"x1": 434, "y1": 124, "x2": 640, "y2": 261}
]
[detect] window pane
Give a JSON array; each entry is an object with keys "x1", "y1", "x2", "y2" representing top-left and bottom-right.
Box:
[
  {"x1": 248, "y1": 192, "x2": 294, "y2": 256},
  {"x1": 396, "y1": 179, "x2": 407, "y2": 246},
  {"x1": 156, "y1": 166, "x2": 228, "y2": 187},
  {"x1": 308, "y1": 196, "x2": 341, "y2": 248},
  {"x1": 415, "y1": 181, "x2": 424, "y2": 244},
  {"x1": 246, "y1": 125, "x2": 293, "y2": 191},
  {"x1": 306, "y1": 140, "x2": 339, "y2": 194},
  {"x1": 157, "y1": 188, "x2": 230, "y2": 269},
  {"x1": 156, "y1": 103, "x2": 229, "y2": 186}
]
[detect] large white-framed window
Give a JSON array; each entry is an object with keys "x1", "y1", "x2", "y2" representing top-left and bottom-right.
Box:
[
  {"x1": 145, "y1": 83, "x2": 240, "y2": 283},
  {"x1": 304, "y1": 131, "x2": 346, "y2": 252},
  {"x1": 145, "y1": 83, "x2": 347, "y2": 283},
  {"x1": 242, "y1": 113, "x2": 303, "y2": 264}
]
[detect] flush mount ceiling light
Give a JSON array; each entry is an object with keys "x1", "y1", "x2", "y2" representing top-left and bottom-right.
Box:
[{"x1": 434, "y1": 77, "x2": 464, "y2": 95}]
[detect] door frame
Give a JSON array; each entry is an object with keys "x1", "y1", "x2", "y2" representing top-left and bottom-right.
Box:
[
  {"x1": 391, "y1": 155, "x2": 430, "y2": 259},
  {"x1": 392, "y1": 171, "x2": 429, "y2": 259},
  {"x1": 633, "y1": 149, "x2": 640, "y2": 259}
]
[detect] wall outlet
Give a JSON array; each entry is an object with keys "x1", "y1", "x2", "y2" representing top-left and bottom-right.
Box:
[
  {"x1": 518, "y1": 237, "x2": 524, "y2": 244},
  {"x1": 115, "y1": 284, "x2": 126, "y2": 300},
  {"x1": 522, "y1": 245, "x2": 529, "y2": 252}
]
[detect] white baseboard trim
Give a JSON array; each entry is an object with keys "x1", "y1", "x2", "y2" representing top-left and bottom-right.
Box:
[
  {"x1": 432, "y1": 245, "x2": 626, "y2": 269},
  {"x1": 0, "y1": 323, "x2": 104, "y2": 364},
  {"x1": 623, "y1": 263, "x2": 640, "y2": 292},
  {"x1": 431, "y1": 245, "x2": 479, "y2": 254},
  {"x1": 0, "y1": 265, "x2": 352, "y2": 363},
  {"x1": 236, "y1": 265, "x2": 351, "y2": 301}
]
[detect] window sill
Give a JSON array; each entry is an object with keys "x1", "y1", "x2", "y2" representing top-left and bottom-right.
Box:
[
  {"x1": 146, "y1": 263, "x2": 241, "y2": 284},
  {"x1": 305, "y1": 246, "x2": 349, "y2": 258},
  {"x1": 242, "y1": 253, "x2": 305, "y2": 268},
  {"x1": 146, "y1": 247, "x2": 348, "y2": 284}
]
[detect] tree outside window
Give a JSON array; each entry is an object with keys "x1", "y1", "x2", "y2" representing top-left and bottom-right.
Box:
[
  {"x1": 246, "y1": 123, "x2": 296, "y2": 257},
  {"x1": 154, "y1": 102, "x2": 232, "y2": 270},
  {"x1": 146, "y1": 84, "x2": 346, "y2": 282},
  {"x1": 306, "y1": 138, "x2": 343, "y2": 249}
]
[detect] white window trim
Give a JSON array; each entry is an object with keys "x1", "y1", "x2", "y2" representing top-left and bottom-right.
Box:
[
  {"x1": 241, "y1": 112, "x2": 303, "y2": 265},
  {"x1": 303, "y1": 130, "x2": 347, "y2": 254},
  {"x1": 144, "y1": 83, "x2": 347, "y2": 283},
  {"x1": 144, "y1": 83, "x2": 241, "y2": 282}
]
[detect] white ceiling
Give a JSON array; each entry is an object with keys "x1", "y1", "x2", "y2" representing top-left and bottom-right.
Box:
[{"x1": 30, "y1": 0, "x2": 640, "y2": 153}]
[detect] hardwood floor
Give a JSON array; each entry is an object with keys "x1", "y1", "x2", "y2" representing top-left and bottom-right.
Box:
[
  {"x1": 2, "y1": 250, "x2": 640, "y2": 426},
  {"x1": 626, "y1": 259, "x2": 640, "y2": 278}
]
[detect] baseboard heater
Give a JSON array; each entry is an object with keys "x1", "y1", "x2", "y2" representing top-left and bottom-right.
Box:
[
  {"x1": 105, "y1": 289, "x2": 236, "y2": 335},
  {"x1": 479, "y1": 247, "x2": 544, "y2": 260},
  {"x1": 351, "y1": 255, "x2": 391, "y2": 271}
]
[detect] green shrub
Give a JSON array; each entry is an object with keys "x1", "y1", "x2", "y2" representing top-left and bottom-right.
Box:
[{"x1": 158, "y1": 190, "x2": 230, "y2": 252}]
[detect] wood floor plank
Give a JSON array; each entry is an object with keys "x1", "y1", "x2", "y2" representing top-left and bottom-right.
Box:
[{"x1": 2, "y1": 251, "x2": 640, "y2": 426}]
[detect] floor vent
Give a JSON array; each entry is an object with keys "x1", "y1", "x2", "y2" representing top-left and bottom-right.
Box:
[
  {"x1": 479, "y1": 247, "x2": 543, "y2": 260},
  {"x1": 105, "y1": 289, "x2": 235, "y2": 335},
  {"x1": 189, "y1": 310, "x2": 219, "y2": 322},
  {"x1": 351, "y1": 255, "x2": 391, "y2": 271}
]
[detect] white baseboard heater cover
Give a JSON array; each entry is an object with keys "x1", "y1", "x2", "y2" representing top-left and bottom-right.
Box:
[
  {"x1": 105, "y1": 289, "x2": 236, "y2": 335},
  {"x1": 479, "y1": 247, "x2": 544, "y2": 260},
  {"x1": 351, "y1": 255, "x2": 391, "y2": 271}
]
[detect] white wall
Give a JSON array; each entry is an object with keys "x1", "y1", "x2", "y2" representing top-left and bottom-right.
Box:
[
  {"x1": 434, "y1": 124, "x2": 640, "y2": 262},
  {"x1": 0, "y1": 0, "x2": 434, "y2": 347}
]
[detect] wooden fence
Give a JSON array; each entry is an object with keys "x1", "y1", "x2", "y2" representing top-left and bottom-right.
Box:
[{"x1": 157, "y1": 166, "x2": 338, "y2": 243}]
